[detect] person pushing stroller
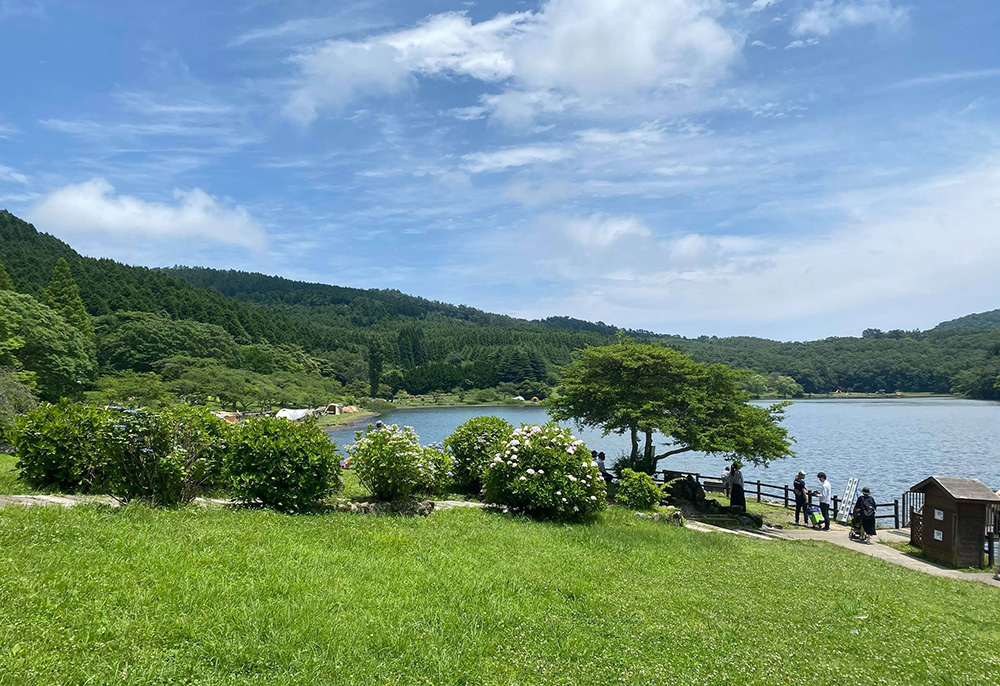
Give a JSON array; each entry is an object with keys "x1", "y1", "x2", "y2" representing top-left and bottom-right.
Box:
[{"x1": 850, "y1": 487, "x2": 878, "y2": 544}]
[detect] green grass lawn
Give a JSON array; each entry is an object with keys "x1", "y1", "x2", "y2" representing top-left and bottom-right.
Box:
[
  {"x1": 0, "y1": 452, "x2": 34, "y2": 495},
  {"x1": 0, "y1": 506, "x2": 997, "y2": 685}
]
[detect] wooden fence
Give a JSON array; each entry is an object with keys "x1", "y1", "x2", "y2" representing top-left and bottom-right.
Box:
[{"x1": 654, "y1": 470, "x2": 901, "y2": 529}]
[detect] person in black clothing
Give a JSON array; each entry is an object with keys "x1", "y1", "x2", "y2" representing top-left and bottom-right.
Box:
[
  {"x1": 729, "y1": 462, "x2": 746, "y2": 512},
  {"x1": 793, "y1": 470, "x2": 809, "y2": 525},
  {"x1": 853, "y1": 487, "x2": 878, "y2": 542}
]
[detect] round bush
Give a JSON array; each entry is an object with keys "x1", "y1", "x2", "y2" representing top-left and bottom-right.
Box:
[
  {"x1": 98, "y1": 406, "x2": 232, "y2": 506},
  {"x1": 347, "y1": 424, "x2": 433, "y2": 501},
  {"x1": 226, "y1": 417, "x2": 341, "y2": 512},
  {"x1": 443, "y1": 416, "x2": 513, "y2": 494},
  {"x1": 419, "y1": 443, "x2": 455, "y2": 495},
  {"x1": 483, "y1": 423, "x2": 606, "y2": 520},
  {"x1": 615, "y1": 469, "x2": 663, "y2": 510},
  {"x1": 14, "y1": 400, "x2": 109, "y2": 493}
]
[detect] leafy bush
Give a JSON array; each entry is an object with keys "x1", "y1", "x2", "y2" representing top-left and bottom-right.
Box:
[
  {"x1": 347, "y1": 424, "x2": 438, "y2": 501},
  {"x1": 226, "y1": 417, "x2": 341, "y2": 512},
  {"x1": 0, "y1": 368, "x2": 36, "y2": 446},
  {"x1": 419, "y1": 443, "x2": 455, "y2": 495},
  {"x1": 98, "y1": 406, "x2": 231, "y2": 506},
  {"x1": 443, "y1": 416, "x2": 513, "y2": 494},
  {"x1": 483, "y1": 423, "x2": 606, "y2": 520},
  {"x1": 14, "y1": 401, "x2": 109, "y2": 492},
  {"x1": 615, "y1": 469, "x2": 663, "y2": 510}
]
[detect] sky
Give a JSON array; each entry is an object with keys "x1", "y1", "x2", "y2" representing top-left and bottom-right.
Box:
[{"x1": 1, "y1": 0, "x2": 998, "y2": 340}]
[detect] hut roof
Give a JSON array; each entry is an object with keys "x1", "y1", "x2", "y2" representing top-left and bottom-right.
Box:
[{"x1": 911, "y1": 476, "x2": 1000, "y2": 503}]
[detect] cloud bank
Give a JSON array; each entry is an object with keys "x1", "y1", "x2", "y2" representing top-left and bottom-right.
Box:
[{"x1": 30, "y1": 178, "x2": 267, "y2": 251}]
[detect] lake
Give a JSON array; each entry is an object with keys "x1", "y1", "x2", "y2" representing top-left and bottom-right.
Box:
[{"x1": 326, "y1": 398, "x2": 1000, "y2": 502}]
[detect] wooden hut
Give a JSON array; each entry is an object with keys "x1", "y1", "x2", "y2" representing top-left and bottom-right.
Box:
[{"x1": 909, "y1": 477, "x2": 1000, "y2": 568}]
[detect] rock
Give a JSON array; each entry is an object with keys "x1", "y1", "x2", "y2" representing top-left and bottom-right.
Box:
[{"x1": 334, "y1": 499, "x2": 435, "y2": 516}]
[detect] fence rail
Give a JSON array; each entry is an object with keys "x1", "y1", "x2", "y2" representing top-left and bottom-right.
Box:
[{"x1": 653, "y1": 470, "x2": 900, "y2": 528}]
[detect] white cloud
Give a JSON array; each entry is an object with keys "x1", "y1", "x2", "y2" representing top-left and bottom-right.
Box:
[
  {"x1": 0, "y1": 120, "x2": 18, "y2": 138},
  {"x1": 29, "y1": 178, "x2": 266, "y2": 250},
  {"x1": 462, "y1": 145, "x2": 572, "y2": 173},
  {"x1": 748, "y1": 0, "x2": 781, "y2": 11},
  {"x1": 558, "y1": 213, "x2": 652, "y2": 248},
  {"x1": 0, "y1": 164, "x2": 28, "y2": 184},
  {"x1": 793, "y1": 0, "x2": 909, "y2": 37},
  {"x1": 500, "y1": 161, "x2": 1000, "y2": 333},
  {"x1": 785, "y1": 38, "x2": 820, "y2": 49},
  {"x1": 285, "y1": 0, "x2": 743, "y2": 124}
]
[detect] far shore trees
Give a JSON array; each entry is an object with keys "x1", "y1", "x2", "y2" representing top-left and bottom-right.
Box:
[{"x1": 548, "y1": 338, "x2": 794, "y2": 475}]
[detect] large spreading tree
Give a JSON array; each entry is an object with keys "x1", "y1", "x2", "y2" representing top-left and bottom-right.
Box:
[{"x1": 548, "y1": 339, "x2": 794, "y2": 475}]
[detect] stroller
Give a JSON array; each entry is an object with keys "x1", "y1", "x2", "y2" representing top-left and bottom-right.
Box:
[
  {"x1": 806, "y1": 504, "x2": 825, "y2": 530},
  {"x1": 848, "y1": 512, "x2": 871, "y2": 543}
]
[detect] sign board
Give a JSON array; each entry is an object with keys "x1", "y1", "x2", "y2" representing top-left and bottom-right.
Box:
[{"x1": 837, "y1": 477, "x2": 859, "y2": 524}]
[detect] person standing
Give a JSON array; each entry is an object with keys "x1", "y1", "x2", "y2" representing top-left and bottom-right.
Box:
[
  {"x1": 722, "y1": 465, "x2": 731, "y2": 499},
  {"x1": 853, "y1": 487, "x2": 878, "y2": 543},
  {"x1": 793, "y1": 470, "x2": 809, "y2": 525},
  {"x1": 596, "y1": 452, "x2": 613, "y2": 487},
  {"x1": 729, "y1": 462, "x2": 746, "y2": 512},
  {"x1": 816, "y1": 472, "x2": 832, "y2": 531}
]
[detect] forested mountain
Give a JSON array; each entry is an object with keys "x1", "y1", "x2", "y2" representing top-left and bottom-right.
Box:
[
  {"x1": 934, "y1": 309, "x2": 1000, "y2": 332},
  {"x1": 3, "y1": 209, "x2": 1000, "y2": 405}
]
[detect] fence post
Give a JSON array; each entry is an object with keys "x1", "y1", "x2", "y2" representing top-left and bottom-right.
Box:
[
  {"x1": 893, "y1": 500, "x2": 900, "y2": 529},
  {"x1": 988, "y1": 532, "x2": 995, "y2": 570},
  {"x1": 783, "y1": 485, "x2": 789, "y2": 508},
  {"x1": 833, "y1": 496, "x2": 840, "y2": 522},
  {"x1": 756, "y1": 480, "x2": 761, "y2": 502}
]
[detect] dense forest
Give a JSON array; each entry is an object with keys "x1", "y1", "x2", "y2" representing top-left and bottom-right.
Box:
[{"x1": 3, "y1": 209, "x2": 1000, "y2": 414}]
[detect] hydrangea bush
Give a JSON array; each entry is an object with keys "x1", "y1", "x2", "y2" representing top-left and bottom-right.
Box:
[
  {"x1": 615, "y1": 469, "x2": 664, "y2": 510},
  {"x1": 14, "y1": 400, "x2": 110, "y2": 493},
  {"x1": 483, "y1": 423, "x2": 606, "y2": 520},
  {"x1": 348, "y1": 424, "x2": 438, "y2": 501},
  {"x1": 419, "y1": 443, "x2": 455, "y2": 495},
  {"x1": 443, "y1": 416, "x2": 513, "y2": 494},
  {"x1": 226, "y1": 417, "x2": 341, "y2": 512}
]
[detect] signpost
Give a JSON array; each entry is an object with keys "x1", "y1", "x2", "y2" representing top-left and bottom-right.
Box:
[{"x1": 837, "y1": 477, "x2": 859, "y2": 524}]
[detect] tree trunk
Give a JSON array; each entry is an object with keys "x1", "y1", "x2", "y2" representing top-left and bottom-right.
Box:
[
  {"x1": 629, "y1": 425, "x2": 639, "y2": 461},
  {"x1": 642, "y1": 429, "x2": 656, "y2": 475}
]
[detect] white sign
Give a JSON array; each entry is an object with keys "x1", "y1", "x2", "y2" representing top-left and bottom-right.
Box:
[{"x1": 933, "y1": 530, "x2": 943, "y2": 541}]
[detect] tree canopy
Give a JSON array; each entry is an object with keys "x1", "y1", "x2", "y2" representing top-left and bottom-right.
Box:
[
  {"x1": 0, "y1": 291, "x2": 96, "y2": 401},
  {"x1": 548, "y1": 340, "x2": 794, "y2": 474}
]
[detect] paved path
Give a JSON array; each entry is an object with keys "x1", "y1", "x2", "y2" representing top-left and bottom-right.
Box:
[
  {"x1": 0, "y1": 494, "x2": 117, "y2": 508},
  {"x1": 770, "y1": 520, "x2": 1000, "y2": 588}
]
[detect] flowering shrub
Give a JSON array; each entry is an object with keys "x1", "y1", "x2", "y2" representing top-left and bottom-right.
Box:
[
  {"x1": 347, "y1": 424, "x2": 434, "y2": 501},
  {"x1": 443, "y1": 416, "x2": 513, "y2": 494},
  {"x1": 419, "y1": 443, "x2": 455, "y2": 495},
  {"x1": 14, "y1": 401, "x2": 109, "y2": 493},
  {"x1": 615, "y1": 469, "x2": 663, "y2": 510},
  {"x1": 483, "y1": 423, "x2": 606, "y2": 520},
  {"x1": 226, "y1": 417, "x2": 341, "y2": 512},
  {"x1": 98, "y1": 406, "x2": 233, "y2": 506}
]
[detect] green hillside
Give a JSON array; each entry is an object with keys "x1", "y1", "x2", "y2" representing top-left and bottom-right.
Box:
[
  {"x1": 934, "y1": 309, "x2": 1000, "y2": 331},
  {"x1": 3, "y1": 209, "x2": 1000, "y2": 405}
]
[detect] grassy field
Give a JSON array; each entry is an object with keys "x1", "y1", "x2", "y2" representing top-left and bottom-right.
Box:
[
  {"x1": 0, "y1": 452, "x2": 33, "y2": 494},
  {"x1": 0, "y1": 505, "x2": 997, "y2": 685}
]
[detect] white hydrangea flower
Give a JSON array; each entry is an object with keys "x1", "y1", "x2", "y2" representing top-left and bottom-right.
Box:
[{"x1": 527, "y1": 468, "x2": 535, "y2": 475}]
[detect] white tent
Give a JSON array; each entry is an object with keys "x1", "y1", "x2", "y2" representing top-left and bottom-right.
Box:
[{"x1": 275, "y1": 408, "x2": 313, "y2": 422}]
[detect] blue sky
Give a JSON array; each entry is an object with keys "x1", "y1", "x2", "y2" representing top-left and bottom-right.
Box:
[{"x1": 1, "y1": 0, "x2": 998, "y2": 339}]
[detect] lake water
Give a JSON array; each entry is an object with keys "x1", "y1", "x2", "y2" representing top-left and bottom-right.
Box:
[{"x1": 326, "y1": 398, "x2": 1000, "y2": 502}]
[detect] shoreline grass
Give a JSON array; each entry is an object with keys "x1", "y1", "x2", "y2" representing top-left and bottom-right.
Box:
[{"x1": 0, "y1": 505, "x2": 997, "y2": 685}]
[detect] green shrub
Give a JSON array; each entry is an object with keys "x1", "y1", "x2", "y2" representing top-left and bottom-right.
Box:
[
  {"x1": 419, "y1": 443, "x2": 455, "y2": 495},
  {"x1": 98, "y1": 406, "x2": 231, "y2": 506},
  {"x1": 443, "y1": 416, "x2": 513, "y2": 494},
  {"x1": 14, "y1": 401, "x2": 109, "y2": 492},
  {"x1": 347, "y1": 424, "x2": 432, "y2": 501},
  {"x1": 226, "y1": 417, "x2": 341, "y2": 512},
  {"x1": 615, "y1": 469, "x2": 663, "y2": 510},
  {"x1": 483, "y1": 423, "x2": 605, "y2": 520},
  {"x1": 0, "y1": 369, "x2": 36, "y2": 446}
]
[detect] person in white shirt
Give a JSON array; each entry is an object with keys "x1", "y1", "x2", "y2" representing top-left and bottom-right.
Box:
[{"x1": 816, "y1": 472, "x2": 833, "y2": 531}]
